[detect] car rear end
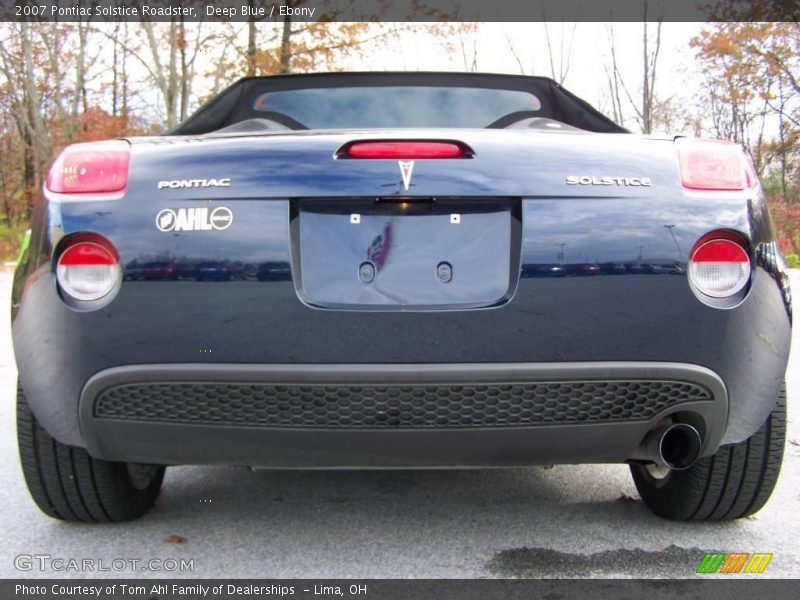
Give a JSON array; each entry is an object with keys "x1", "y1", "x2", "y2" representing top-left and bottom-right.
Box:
[{"x1": 11, "y1": 73, "x2": 791, "y2": 522}]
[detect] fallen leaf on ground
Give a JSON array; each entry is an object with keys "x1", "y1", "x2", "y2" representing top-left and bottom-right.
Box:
[
  {"x1": 616, "y1": 494, "x2": 639, "y2": 503},
  {"x1": 165, "y1": 534, "x2": 188, "y2": 544}
]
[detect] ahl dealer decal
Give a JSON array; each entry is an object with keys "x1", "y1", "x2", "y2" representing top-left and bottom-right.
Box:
[{"x1": 156, "y1": 207, "x2": 233, "y2": 232}]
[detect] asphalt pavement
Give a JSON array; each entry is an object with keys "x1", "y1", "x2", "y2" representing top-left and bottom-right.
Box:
[{"x1": 0, "y1": 268, "x2": 798, "y2": 579}]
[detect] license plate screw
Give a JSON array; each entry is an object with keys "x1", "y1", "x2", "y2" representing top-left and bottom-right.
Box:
[
  {"x1": 359, "y1": 261, "x2": 375, "y2": 284},
  {"x1": 450, "y1": 214, "x2": 461, "y2": 224},
  {"x1": 437, "y1": 262, "x2": 453, "y2": 283},
  {"x1": 350, "y1": 214, "x2": 361, "y2": 224}
]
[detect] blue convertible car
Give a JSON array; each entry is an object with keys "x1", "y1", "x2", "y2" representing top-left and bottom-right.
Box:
[{"x1": 12, "y1": 72, "x2": 790, "y2": 522}]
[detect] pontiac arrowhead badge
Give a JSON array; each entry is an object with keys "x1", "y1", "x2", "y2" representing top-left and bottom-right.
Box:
[{"x1": 399, "y1": 161, "x2": 414, "y2": 191}]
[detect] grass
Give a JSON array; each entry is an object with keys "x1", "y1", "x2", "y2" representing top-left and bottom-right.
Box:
[{"x1": 0, "y1": 221, "x2": 29, "y2": 264}]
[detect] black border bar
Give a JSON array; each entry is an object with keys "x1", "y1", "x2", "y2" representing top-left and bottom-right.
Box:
[
  {"x1": 4, "y1": 579, "x2": 799, "y2": 599},
  {"x1": 2, "y1": 0, "x2": 799, "y2": 23}
]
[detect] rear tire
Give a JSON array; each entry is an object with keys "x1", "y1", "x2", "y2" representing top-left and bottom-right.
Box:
[
  {"x1": 631, "y1": 384, "x2": 786, "y2": 521},
  {"x1": 16, "y1": 382, "x2": 165, "y2": 522}
]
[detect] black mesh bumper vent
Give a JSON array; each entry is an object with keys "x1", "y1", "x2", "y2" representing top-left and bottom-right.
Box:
[{"x1": 93, "y1": 380, "x2": 712, "y2": 429}]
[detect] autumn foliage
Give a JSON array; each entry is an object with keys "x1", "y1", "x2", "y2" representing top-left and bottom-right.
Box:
[{"x1": 0, "y1": 17, "x2": 416, "y2": 259}]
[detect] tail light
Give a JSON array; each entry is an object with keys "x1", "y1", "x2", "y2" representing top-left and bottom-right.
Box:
[
  {"x1": 688, "y1": 233, "x2": 750, "y2": 298},
  {"x1": 46, "y1": 140, "x2": 130, "y2": 194},
  {"x1": 677, "y1": 138, "x2": 756, "y2": 191},
  {"x1": 339, "y1": 141, "x2": 472, "y2": 159},
  {"x1": 56, "y1": 234, "x2": 121, "y2": 304}
]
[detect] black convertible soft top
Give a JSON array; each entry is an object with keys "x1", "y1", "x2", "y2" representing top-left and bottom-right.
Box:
[{"x1": 168, "y1": 72, "x2": 627, "y2": 136}]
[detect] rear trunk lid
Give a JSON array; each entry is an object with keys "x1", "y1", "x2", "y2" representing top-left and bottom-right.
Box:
[
  {"x1": 128, "y1": 129, "x2": 678, "y2": 200},
  {"x1": 127, "y1": 129, "x2": 678, "y2": 309}
]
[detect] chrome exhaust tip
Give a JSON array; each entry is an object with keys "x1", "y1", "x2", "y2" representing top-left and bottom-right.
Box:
[{"x1": 646, "y1": 423, "x2": 703, "y2": 470}]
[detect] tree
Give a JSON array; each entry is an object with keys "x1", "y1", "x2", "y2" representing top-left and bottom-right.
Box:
[
  {"x1": 691, "y1": 22, "x2": 799, "y2": 191},
  {"x1": 0, "y1": 22, "x2": 151, "y2": 224},
  {"x1": 605, "y1": 13, "x2": 663, "y2": 133},
  {"x1": 0, "y1": 23, "x2": 51, "y2": 208},
  {"x1": 253, "y1": 20, "x2": 376, "y2": 75},
  {"x1": 542, "y1": 22, "x2": 577, "y2": 85}
]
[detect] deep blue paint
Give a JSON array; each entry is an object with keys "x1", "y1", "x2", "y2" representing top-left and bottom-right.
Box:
[{"x1": 11, "y1": 127, "x2": 792, "y2": 456}]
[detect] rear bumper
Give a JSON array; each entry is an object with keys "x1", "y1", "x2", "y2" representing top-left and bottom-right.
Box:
[
  {"x1": 13, "y1": 188, "x2": 792, "y2": 454},
  {"x1": 79, "y1": 362, "x2": 727, "y2": 467}
]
